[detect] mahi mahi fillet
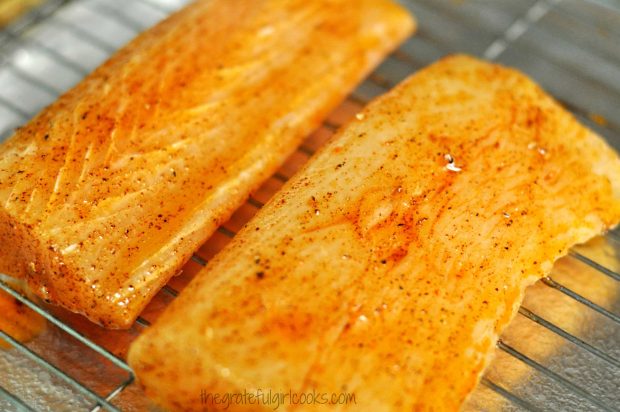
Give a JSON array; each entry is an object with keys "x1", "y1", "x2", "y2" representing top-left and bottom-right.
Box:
[
  {"x1": 0, "y1": 0, "x2": 414, "y2": 328},
  {"x1": 129, "y1": 55, "x2": 620, "y2": 411}
]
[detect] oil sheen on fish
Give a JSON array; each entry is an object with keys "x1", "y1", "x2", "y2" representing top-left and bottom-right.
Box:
[
  {"x1": 0, "y1": 0, "x2": 414, "y2": 328},
  {"x1": 128, "y1": 55, "x2": 620, "y2": 411}
]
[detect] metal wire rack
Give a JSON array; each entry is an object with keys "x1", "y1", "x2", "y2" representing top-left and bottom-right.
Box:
[{"x1": 0, "y1": 0, "x2": 619, "y2": 410}]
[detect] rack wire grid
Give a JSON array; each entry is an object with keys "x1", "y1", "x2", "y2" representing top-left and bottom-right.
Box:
[{"x1": 0, "y1": 0, "x2": 619, "y2": 410}]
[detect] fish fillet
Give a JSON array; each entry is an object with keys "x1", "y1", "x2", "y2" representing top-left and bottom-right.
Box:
[
  {"x1": 465, "y1": 237, "x2": 619, "y2": 410},
  {"x1": 0, "y1": 0, "x2": 414, "y2": 328},
  {"x1": 128, "y1": 55, "x2": 620, "y2": 411}
]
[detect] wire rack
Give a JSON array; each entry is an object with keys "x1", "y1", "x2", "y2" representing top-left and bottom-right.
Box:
[{"x1": 0, "y1": 0, "x2": 619, "y2": 410}]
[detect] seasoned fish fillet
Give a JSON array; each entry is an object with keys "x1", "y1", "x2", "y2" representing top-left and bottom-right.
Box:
[
  {"x1": 0, "y1": 276, "x2": 46, "y2": 349},
  {"x1": 0, "y1": 0, "x2": 414, "y2": 328},
  {"x1": 128, "y1": 55, "x2": 620, "y2": 411},
  {"x1": 465, "y1": 237, "x2": 619, "y2": 410}
]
